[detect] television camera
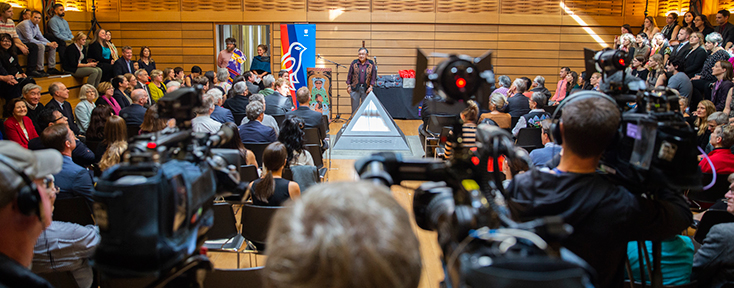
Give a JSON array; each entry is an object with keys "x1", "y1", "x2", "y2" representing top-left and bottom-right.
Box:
[{"x1": 92, "y1": 85, "x2": 244, "y2": 287}]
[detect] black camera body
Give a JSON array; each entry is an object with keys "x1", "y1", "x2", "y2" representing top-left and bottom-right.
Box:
[{"x1": 92, "y1": 87, "x2": 241, "y2": 283}]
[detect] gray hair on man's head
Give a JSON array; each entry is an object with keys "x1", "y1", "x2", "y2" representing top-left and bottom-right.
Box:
[
  {"x1": 531, "y1": 92, "x2": 546, "y2": 109},
  {"x1": 233, "y1": 81, "x2": 248, "y2": 95},
  {"x1": 206, "y1": 89, "x2": 223, "y2": 102},
  {"x1": 513, "y1": 78, "x2": 527, "y2": 93},
  {"x1": 22, "y1": 83, "x2": 42, "y2": 95},
  {"x1": 216, "y1": 68, "x2": 229, "y2": 82},
  {"x1": 249, "y1": 93, "x2": 265, "y2": 105},
  {"x1": 533, "y1": 75, "x2": 545, "y2": 86},
  {"x1": 708, "y1": 111, "x2": 729, "y2": 124},
  {"x1": 167, "y1": 80, "x2": 181, "y2": 88},
  {"x1": 246, "y1": 101, "x2": 264, "y2": 121},
  {"x1": 194, "y1": 94, "x2": 215, "y2": 115},
  {"x1": 263, "y1": 74, "x2": 275, "y2": 88},
  {"x1": 498, "y1": 75, "x2": 511, "y2": 88}
]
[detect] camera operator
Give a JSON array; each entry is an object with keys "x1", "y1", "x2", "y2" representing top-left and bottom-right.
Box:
[
  {"x1": 507, "y1": 95, "x2": 692, "y2": 288},
  {"x1": 0, "y1": 141, "x2": 62, "y2": 288},
  {"x1": 263, "y1": 181, "x2": 422, "y2": 288}
]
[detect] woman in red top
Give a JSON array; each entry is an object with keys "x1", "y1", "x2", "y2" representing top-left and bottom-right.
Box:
[{"x1": 3, "y1": 98, "x2": 38, "y2": 148}]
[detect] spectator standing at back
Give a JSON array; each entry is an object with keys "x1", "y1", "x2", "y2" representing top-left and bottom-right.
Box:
[{"x1": 217, "y1": 38, "x2": 245, "y2": 83}]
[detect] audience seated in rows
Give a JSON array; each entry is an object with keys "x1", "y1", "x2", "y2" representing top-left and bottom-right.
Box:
[
  {"x1": 16, "y1": 10, "x2": 59, "y2": 77},
  {"x1": 112, "y1": 75, "x2": 131, "y2": 109},
  {"x1": 279, "y1": 115, "x2": 314, "y2": 167},
  {"x1": 219, "y1": 122, "x2": 258, "y2": 169},
  {"x1": 512, "y1": 92, "x2": 550, "y2": 136},
  {"x1": 119, "y1": 89, "x2": 147, "y2": 127},
  {"x1": 249, "y1": 142, "x2": 300, "y2": 207},
  {"x1": 61, "y1": 32, "x2": 102, "y2": 87},
  {"x1": 29, "y1": 107, "x2": 94, "y2": 167},
  {"x1": 74, "y1": 84, "x2": 97, "y2": 134},
  {"x1": 46, "y1": 82, "x2": 80, "y2": 135},
  {"x1": 21, "y1": 83, "x2": 43, "y2": 135},
  {"x1": 265, "y1": 77, "x2": 294, "y2": 116},
  {"x1": 263, "y1": 181, "x2": 421, "y2": 288},
  {"x1": 443, "y1": 100, "x2": 478, "y2": 160},
  {"x1": 286, "y1": 87, "x2": 327, "y2": 150},
  {"x1": 239, "y1": 100, "x2": 276, "y2": 143},
  {"x1": 207, "y1": 89, "x2": 233, "y2": 124},
  {"x1": 96, "y1": 81, "x2": 120, "y2": 115},
  {"x1": 479, "y1": 92, "x2": 511, "y2": 129},
  {"x1": 506, "y1": 78, "x2": 531, "y2": 117},
  {"x1": 4, "y1": 97, "x2": 37, "y2": 148},
  {"x1": 528, "y1": 119, "x2": 561, "y2": 167},
  {"x1": 691, "y1": 174, "x2": 734, "y2": 287},
  {"x1": 42, "y1": 124, "x2": 95, "y2": 205},
  {"x1": 191, "y1": 92, "x2": 221, "y2": 134},
  {"x1": 699, "y1": 124, "x2": 734, "y2": 174}
]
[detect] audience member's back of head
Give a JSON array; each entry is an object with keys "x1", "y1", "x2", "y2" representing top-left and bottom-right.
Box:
[
  {"x1": 513, "y1": 78, "x2": 527, "y2": 93},
  {"x1": 104, "y1": 115, "x2": 128, "y2": 144},
  {"x1": 278, "y1": 115, "x2": 306, "y2": 163},
  {"x1": 263, "y1": 74, "x2": 275, "y2": 88},
  {"x1": 42, "y1": 124, "x2": 71, "y2": 152},
  {"x1": 246, "y1": 101, "x2": 264, "y2": 121},
  {"x1": 531, "y1": 92, "x2": 546, "y2": 109},
  {"x1": 264, "y1": 181, "x2": 422, "y2": 288},
  {"x1": 498, "y1": 75, "x2": 511, "y2": 88},
  {"x1": 296, "y1": 87, "x2": 310, "y2": 105},
  {"x1": 233, "y1": 81, "x2": 247, "y2": 96},
  {"x1": 561, "y1": 96, "x2": 620, "y2": 158}
]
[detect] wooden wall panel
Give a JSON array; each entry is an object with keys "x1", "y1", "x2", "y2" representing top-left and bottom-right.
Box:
[
  {"x1": 657, "y1": 0, "x2": 688, "y2": 16},
  {"x1": 101, "y1": 21, "x2": 215, "y2": 72}
]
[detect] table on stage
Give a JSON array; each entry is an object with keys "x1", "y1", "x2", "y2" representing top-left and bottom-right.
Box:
[{"x1": 373, "y1": 87, "x2": 419, "y2": 120}]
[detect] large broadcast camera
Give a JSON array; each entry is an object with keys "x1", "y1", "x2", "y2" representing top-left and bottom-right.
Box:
[
  {"x1": 92, "y1": 86, "x2": 242, "y2": 287},
  {"x1": 356, "y1": 49, "x2": 594, "y2": 288},
  {"x1": 587, "y1": 48, "x2": 701, "y2": 193}
]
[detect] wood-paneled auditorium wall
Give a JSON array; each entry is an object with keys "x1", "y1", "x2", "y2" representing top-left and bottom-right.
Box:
[{"x1": 91, "y1": 0, "x2": 734, "y2": 115}]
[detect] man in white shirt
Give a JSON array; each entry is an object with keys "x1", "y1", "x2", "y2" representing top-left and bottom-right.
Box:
[
  {"x1": 191, "y1": 94, "x2": 222, "y2": 134},
  {"x1": 16, "y1": 11, "x2": 59, "y2": 77}
]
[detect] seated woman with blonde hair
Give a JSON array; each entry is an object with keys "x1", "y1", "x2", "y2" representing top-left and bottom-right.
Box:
[{"x1": 98, "y1": 141, "x2": 128, "y2": 171}]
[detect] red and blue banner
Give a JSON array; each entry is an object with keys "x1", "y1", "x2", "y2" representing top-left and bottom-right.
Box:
[{"x1": 280, "y1": 24, "x2": 316, "y2": 106}]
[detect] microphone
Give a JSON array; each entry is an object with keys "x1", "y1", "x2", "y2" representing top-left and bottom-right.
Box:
[
  {"x1": 373, "y1": 56, "x2": 377, "y2": 60},
  {"x1": 317, "y1": 54, "x2": 322, "y2": 59}
]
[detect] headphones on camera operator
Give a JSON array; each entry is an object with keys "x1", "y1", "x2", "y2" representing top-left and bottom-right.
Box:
[
  {"x1": 0, "y1": 154, "x2": 41, "y2": 218},
  {"x1": 549, "y1": 90, "x2": 621, "y2": 146}
]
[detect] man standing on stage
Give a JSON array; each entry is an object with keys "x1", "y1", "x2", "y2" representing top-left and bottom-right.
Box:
[
  {"x1": 217, "y1": 37, "x2": 245, "y2": 84},
  {"x1": 346, "y1": 48, "x2": 376, "y2": 113}
]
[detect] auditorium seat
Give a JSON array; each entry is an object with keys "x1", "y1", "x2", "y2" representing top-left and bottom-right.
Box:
[
  {"x1": 240, "y1": 204, "x2": 284, "y2": 266},
  {"x1": 52, "y1": 197, "x2": 95, "y2": 226},
  {"x1": 204, "y1": 203, "x2": 246, "y2": 268},
  {"x1": 515, "y1": 128, "x2": 543, "y2": 152},
  {"x1": 243, "y1": 143, "x2": 271, "y2": 167}
]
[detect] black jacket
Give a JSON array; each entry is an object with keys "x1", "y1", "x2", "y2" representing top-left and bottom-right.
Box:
[
  {"x1": 669, "y1": 42, "x2": 691, "y2": 63},
  {"x1": 684, "y1": 46, "x2": 708, "y2": 78},
  {"x1": 45, "y1": 99, "x2": 80, "y2": 135},
  {"x1": 87, "y1": 42, "x2": 112, "y2": 64},
  {"x1": 264, "y1": 91, "x2": 294, "y2": 116},
  {"x1": 506, "y1": 93, "x2": 531, "y2": 117},
  {"x1": 0, "y1": 50, "x2": 24, "y2": 75},
  {"x1": 119, "y1": 104, "x2": 146, "y2": 127},
  {"x1": 223, "y1": 94, "x2": 249, "y2": 115},
  {"x1": 113, "y1": 58, "x2": 135, "y2": 77},
  {"x1": 113, "y1": 89, "x2": 131, "y2": 109},
  {"x1": 530, "y1": 86, "x2": 552, "y2": 103},
  {"x1": 0, "y1": 253, "x2": 54, "y2": 288},
  {"x1": 62, "y1": 44, "x2": 87, "y2": 73},
  {"x1": 508, "y1": 169, "x2": 692, "y2": 288},
  {"x1": 286, "y1": 105, "x2": 326, "y2": 140}
]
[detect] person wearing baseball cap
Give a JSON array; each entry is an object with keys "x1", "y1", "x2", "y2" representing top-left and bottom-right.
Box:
[{"x1": 0, "y1": 140, "x2": 62, "y2": 287}]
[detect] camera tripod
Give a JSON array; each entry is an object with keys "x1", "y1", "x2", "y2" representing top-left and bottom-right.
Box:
[{"x1": 86, "y1": 0, "x2": 102, "y2": 39}]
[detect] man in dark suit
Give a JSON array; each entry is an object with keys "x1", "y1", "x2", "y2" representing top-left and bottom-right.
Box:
[
  {"x1": 134, "y1": 69, "x2": 154, "y2": 107},
  {"x1": 715, "y1": 9, "x2": 734, "y2": 49},
  {"x1": 119, "y1": 89, "x2": 148, "y2": 127},
  {"x1": 669, "y1": 27, "x2": 692, "y2": 63},
  {"x1": 45, "y1": 82, "x2": 80, "y2": 135},
  {"x1": 286, "y1": 87, "x2": 328, "y2": 150},
  {"x1": 223, "y1": 81, "x2": 250, "y2": 115},
  {"x1": 28, "y1": 108, "x2": 95, "y2": 167},
  {"x1": 506, "y1": 78, "x2": 531, "y2": 117},
  {"x1": 112, "y1": 46, "x2": 135, "y2": 77},
  {"x1": 238, "y1": 101, "x2": 276, "y2": 143},
  {"x1": 42, "y1": 124, "x2": 95, "y2": 206},
  {"x1": 265, "y1": 78, "x2": 294, "y2": 116}
]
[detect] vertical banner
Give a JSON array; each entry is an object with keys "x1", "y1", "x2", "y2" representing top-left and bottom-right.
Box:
[
  {"x1": 280, "y1": 24, "x2": 316, "y2": 106},
  {"x1": 307, "y1": 68, "x2": 332, "y2": 120}
]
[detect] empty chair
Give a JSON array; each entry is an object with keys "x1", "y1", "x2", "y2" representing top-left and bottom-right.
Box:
[
  {"x1": 203, "y1": 267, "x2": 264, "y2": 288},
  {"x1": 303, "y1": 128, "x2": 324, "y2": 168},
  {"x1": 204, "y1": 203, "x2": 246, "y2": 267},
  {"x1": 243, "y1": 142, "x2": 271, "y2": 167},
  {"x1": 272, "y1": 114, "x2": 286, "y2": 128},
  {"x1": 240, "y1": 204, "x2": 284, "y2": 266},
  {"x1": 515, "y1": 127, "x2": 543, "y2": 152},
  {"x1": 52, "y1": 197, "x2": 95, "y2": 226},
  {"x1": 510, "y1": 116, "x2": 521, "y2": 130},
  {"x1": 240, "y1": 164, "x2": 259, "y2": 183}
]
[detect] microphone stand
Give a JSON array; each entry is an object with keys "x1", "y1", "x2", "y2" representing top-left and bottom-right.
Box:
[{"x1": 318, "y1": 55, "x2": 347, "y2": 123}]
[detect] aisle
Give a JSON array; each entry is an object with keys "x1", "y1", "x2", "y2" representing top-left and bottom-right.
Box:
[{"x1": 209, "y1": 119, "x2": 444, "y2": 288}]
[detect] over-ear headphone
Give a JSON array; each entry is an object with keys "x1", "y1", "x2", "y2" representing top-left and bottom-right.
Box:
[
  {"x1": 549, "y1": 90, "x2": 618, "y2": 145},
  {"x1": 0, "y1": 154, "x2": 40, "y2": 217}
]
